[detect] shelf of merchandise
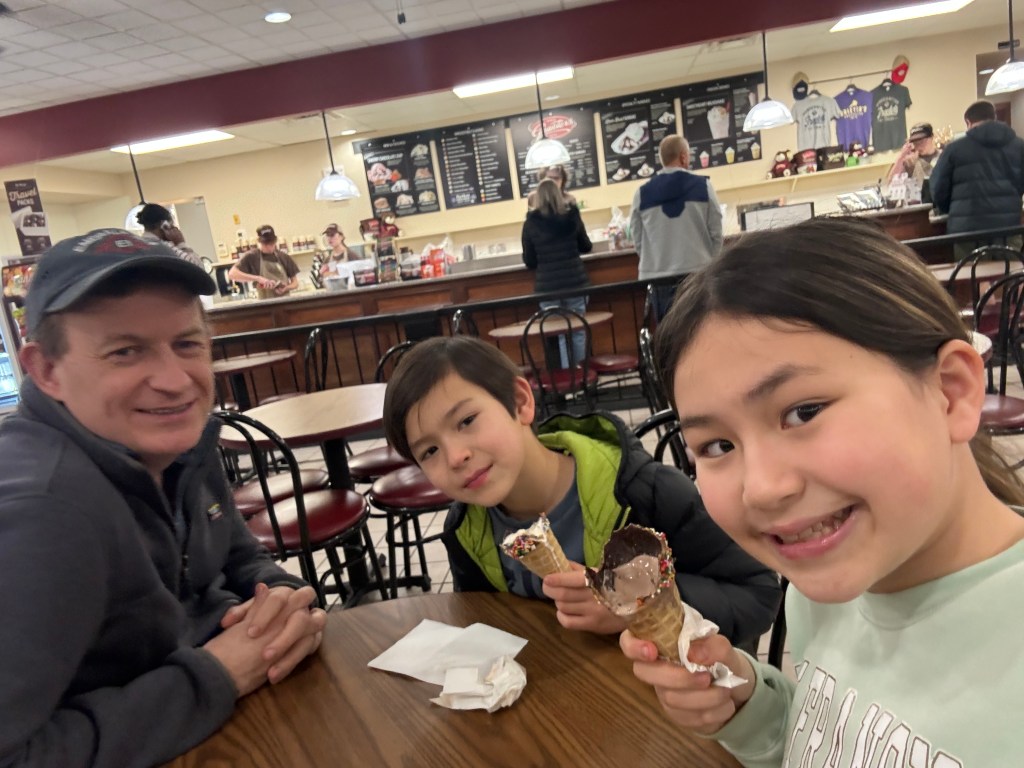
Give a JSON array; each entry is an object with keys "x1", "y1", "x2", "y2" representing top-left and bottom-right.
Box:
[
  {"x1": 214, "y1": 248, "x2": 317, "y2": 268},
  {"x1": 714, "y1": 161, "x2": 889, "y2": 199}
]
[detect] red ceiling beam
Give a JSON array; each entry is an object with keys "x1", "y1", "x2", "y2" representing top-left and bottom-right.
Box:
[{"x1": 0, "y1": 0, "x2": 893, "y2": 167}]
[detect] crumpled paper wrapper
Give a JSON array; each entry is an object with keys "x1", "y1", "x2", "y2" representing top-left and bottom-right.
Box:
[
  {"x1": 431, "y1": 655, "x2": 527, "y2": 712},
  {"x1": 586, "y1": 524, "x2": 747, "y2": 689}
]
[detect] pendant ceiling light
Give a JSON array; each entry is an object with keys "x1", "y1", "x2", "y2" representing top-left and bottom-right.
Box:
[
  {"x1": 987, "y1": 0, "x2": 1024, "y2": 95},
  {"x1": 743, "y1": 32, "x2": 795, "y2": 133},
  {"x1": 314, "y1": 111, "x2": 360, "y2": 201},
  {"x1": 524, "y1": 74, "x2": 571, "y2": 170},
  {"x1": 123, "y1": 144, "x2": 146, "y2": 232}
]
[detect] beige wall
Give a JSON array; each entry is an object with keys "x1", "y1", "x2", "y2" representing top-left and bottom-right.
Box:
[{"x1": 0, "y1": 23, "x2": 1006, "y2": 261}]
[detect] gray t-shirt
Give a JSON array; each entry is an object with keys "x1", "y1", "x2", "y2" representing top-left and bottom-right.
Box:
[
  {"x1": 870, "y1": 82, "x2": 912, "y2": 152},
  {"x1": 487, "y1": 467, "x2": 583, "y2": 599},
  {"x1": 792, "y1": 94, "x2": 841, "y2": 150}
]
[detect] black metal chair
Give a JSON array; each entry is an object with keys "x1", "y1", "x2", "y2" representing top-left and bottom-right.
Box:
[
  {"x1": 216, "y1": 410, "x2": 387, "y2": 609},
  {"x1": 974, "y1": 272, "x2": 1024, "y2": 458},
  {"x1": 451, "y1": 308, "x2": 480, "y2": 336},
  {"x1": 637, "y1": 326, "x2": 668, "y2": 414},
  {"x1": 521, "y1": 306, "x2": 599, "y2": 418},
  {"x1": 303, "y1": 326, "x2": 329, "y2": 393},
  {"x1": 366, "y1": 464, "x2": 452, "y2": 599},
  {"x1": 347, "y1": 340, "x2": 417, "y2": 485},
  {"x1": 946, "y1": 244, "x2": 1024, "y2": 330},
  {"x1": 632, "y1": 408, "x2": 695, "y2": 479}
]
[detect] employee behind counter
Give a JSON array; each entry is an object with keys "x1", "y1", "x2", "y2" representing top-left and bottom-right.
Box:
[{"x1": 228, "y1": 224, "x2": 300, "y2": 298}]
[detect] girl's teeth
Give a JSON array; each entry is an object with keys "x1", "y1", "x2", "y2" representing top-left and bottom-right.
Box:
[{"x1": 776, "y1": 508, "x2": 851, "y2": 544}]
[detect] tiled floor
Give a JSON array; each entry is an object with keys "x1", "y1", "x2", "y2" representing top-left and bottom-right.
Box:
[{"x1": 279, "y1": 368, "x2": 1024, "y2": 678}]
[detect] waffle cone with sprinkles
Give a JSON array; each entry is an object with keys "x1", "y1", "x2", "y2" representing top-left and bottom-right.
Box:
[
  {"x1": 585, "y1": 525, "x2": 683, "y2": 662},
  {"x1": 501, "y1": 515, "x2": 572, "y2": 578}
]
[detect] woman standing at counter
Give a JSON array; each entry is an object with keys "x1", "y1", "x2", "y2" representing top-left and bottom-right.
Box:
[
  {"x1": 228, "y1": 225, "x2": 300, "y2": 298},
  {"x1": 527, "y1": 165, "x2": 577, "y2": 209},
  {"x1": 521, "y1": 178, "x2": 593, "y2": 367},
  {"x1": 318, "y1": 223, "x2": 355, "y2": 277}
]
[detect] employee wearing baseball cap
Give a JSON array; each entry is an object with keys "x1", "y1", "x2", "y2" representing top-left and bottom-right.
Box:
[
  {"x1": 318, "y1": 223, "x2": 355, "y2": 277},
  {"x1": 2, "y1": 229, "x2": 325, "y2": 766},
  {"x1": 227, "y1": 224, "x2": 300, "y2": 298},
  {"x1": 886, "y1": 122, "x2": 941, "y2": 185}
]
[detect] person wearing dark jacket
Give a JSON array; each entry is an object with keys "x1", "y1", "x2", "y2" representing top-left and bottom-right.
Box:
[
  {"x1": 522, "y1": 178, "x2": 593, "y2": 367},
  {"x1": 382, "y1": 337, "x2": 781, "y2": 648},
  {"x1": 1, "y1": 230, "x2": 325, "y2": 768},
  {"x1": 930, "y1": 99, "x2": 1024, "y2": 254}
]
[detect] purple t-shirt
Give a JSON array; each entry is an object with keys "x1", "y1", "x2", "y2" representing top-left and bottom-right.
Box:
[{"x1": 834, "y1": 86, "x2": 873, "y2": 150}]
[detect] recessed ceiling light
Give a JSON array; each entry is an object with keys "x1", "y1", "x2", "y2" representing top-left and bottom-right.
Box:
[
  {"x1": 340, "y1": 129, "x2": 358, "y2": 136},
  {"x1": 453, "y1": 66, "x2": 573, "y2": 98},
  {"x1": 831, "y1": 0, "x2": 973, "y2": 32},
  {"x1": 979, "y1": 68, "x2": 996, "y2": 75},
  {"x1": 265, "y1": 11, "x2": 292, "y2": 24},
  {"x1": 110, "y1": 130, "x2": 234, "y2": 155}
]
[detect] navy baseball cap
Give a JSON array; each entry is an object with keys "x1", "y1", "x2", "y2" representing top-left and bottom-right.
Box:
[{"x1": 26, "y1": 228, "x2": 215, "y2": 335}]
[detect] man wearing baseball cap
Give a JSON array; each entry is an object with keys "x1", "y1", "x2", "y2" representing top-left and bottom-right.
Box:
[
  {"x1": 886, "y1": 122, "x2": 941, "y2": 186},
  {"x1": 0, "y1": 229, "x2": 325, "y2": 766},
  {"x1": 227, "y1": 224, "x2": 300, "y2": 298}
]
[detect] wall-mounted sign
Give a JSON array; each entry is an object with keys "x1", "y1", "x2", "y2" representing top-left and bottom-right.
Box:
[
  {"x1": 509, "y1": 106, "x2": 600, "y2": 198},
  {"x1": 356, "y1": 133, "x2": 440, "y2": 218},
  {"x1": 436, "y1": 120, "x2": 513, "y2": 209},
  {"x1": 679, "y1": 73, "x2": 763, "y2": 170},
  {"x1": 4, "y1": 179, "x2": 52, "y2": 256},
  {"x1": 600, "y1": 91, "x2": 677, "y2": 184}
]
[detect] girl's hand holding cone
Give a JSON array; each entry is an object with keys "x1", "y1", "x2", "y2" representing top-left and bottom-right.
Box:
[{"x1": 619, "y1": 632, "x2": 755, "y2": 735}]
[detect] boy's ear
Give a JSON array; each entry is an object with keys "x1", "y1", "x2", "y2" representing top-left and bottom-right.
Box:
[
  {"x1": 935, "y1": 339, "x2": 985, "y2": 444},
  {"x1": 512, "y1": 376, "x2": 536, "y2": 426}
]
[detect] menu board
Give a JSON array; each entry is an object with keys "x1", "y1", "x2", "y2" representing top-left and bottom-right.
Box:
[
  {"x1": 679, "y1": 73, "x2": 763, "y2": 170},
  {"x1": 436, "y1": 120, "x2": 513, "y2": 209},
  {"x1": 509, "y1": 106, "x2": 600, "y2": 198},
  {"x1": 600, "y1": 91, "x2": 676, "y2": 184},
  {"x1": 356, "y1": 132, "x2": 440, "y2": 218}
]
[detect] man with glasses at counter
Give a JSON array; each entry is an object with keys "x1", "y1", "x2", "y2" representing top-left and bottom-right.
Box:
[
  {"x1": 228, "y1": 224, "x2": 300, "y2": 298},
  {"x1": 0, "y1": 229, "x2": 326, "y2": 767}
]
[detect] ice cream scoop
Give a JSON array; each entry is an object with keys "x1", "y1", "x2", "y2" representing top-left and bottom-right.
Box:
[
  {"x1": 501, "y1": 515, "x2": 572, "y2": 578},
  {"x1": 585, "y1": 525, "x2": 683, "y2": 662}
]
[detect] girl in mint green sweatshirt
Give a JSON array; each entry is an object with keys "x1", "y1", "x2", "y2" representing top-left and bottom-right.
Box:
[{"x1": 622, "y1": 217, "x2": 1024, "y2": 766}]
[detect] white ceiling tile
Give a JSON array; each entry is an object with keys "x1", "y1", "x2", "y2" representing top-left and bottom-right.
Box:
[
  {"x1": 37, "y1": 59, "x2": 82, "y2": 75},
  {"x1": 3, "y1": 67, "x2": 51, "y2": 83},
  {"x1": 144, "y1": 1, "x2": 204, "y2": 22},
  {"x1": 9, "y1": 48, "x2": 59, "y2": 66},
  {"x1": 287, "y1": 9, "x2": 333, "y2": 29},
  {"x1": 179, "y1": 43, "x2": 230, "y2": 62},
  {"x1": 50, "y1": 20, "x2": 117, "y2": 39},
  {"x1": 46, "y1": 41, "x2": 106, "y2": 58},
  {"x1": 2, "y1": 1, "x2": 47, "y2": 12},
  {"x1": 0, "y1": 17, "x2": 38, "y2": 36},
  {"x1": 198, "y1": 27, "x2": 250, "y2": 45},
  {"x1": 160, "y1": 34, "x2": 209, "y2": 51},
  {"x1": 0, "y1": 60, "x2": 22, "y2": 75},
  {"x1": 13, "y1": 5, "x2": 82, "y2": 27},
  {"x1": 77, "y1": 51, "x2": 129, "y2": 67},
  {"x1": 144, "y1": 51, "x2": 193, "y2": 68},
  {"x1": 357, "y1": 26, "x2": 402, "y2": 44},
  {"x1": 437, "y1": 11, "x2": 481, "y2": 30},
  {"x1": 87, "y1": 31, "x2": 147, "y2": 50},
  {"x1": 215, "y1": 6, "x2": 263, "y2": 26},
  {"x1": 204, "y1": 53, "x2": 254, "y2": 70},
  {"x1": 96, "y1": 9, "x2": 158, "y2": 30},
  {"x1": 190, "y1": 0, "x2": 249, "y2": 11},
  {"x1": 7, "y1": 29, "x2": 71, "y2": 47},
  {"x1": 63, "y1": 0, "x2": 131, "y2": 13},
  {"x1": 169, "y1": 15, "x2": 223, "y2": 35},
  {"x1": 129, "y1": 23, "x2": 188, "y2": 43}
]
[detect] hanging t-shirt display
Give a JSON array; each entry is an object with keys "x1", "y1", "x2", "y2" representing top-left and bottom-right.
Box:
[
  {"x1": 791, "y1": 93, "x2": 841, "y2": 151},
  {"x1": 870, "y1": 81, "x2": 912, "y2": 152},
  {"x1": 833, "y1": 86, "x2": 873, "y2": 150}
]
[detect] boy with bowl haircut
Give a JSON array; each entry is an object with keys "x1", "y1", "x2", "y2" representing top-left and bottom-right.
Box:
[{"x1": 383, "y1": 336, "x2": 780, "y2": 646}]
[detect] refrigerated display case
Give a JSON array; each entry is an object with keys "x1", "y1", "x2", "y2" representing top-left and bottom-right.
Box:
[{"x1": 0, "y1": 255, "x2": 36, "y2": 414}]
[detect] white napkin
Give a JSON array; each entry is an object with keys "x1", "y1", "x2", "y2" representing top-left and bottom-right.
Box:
[
  {"x1": 368, "y1": 619, "x2": 528, "y2": 711},
  {"x1": 677, "y1": 603, "x2": 749, "y2": 689},
  {"x1": 431, "y1": 655, "x2": 527, "y2": 712}
]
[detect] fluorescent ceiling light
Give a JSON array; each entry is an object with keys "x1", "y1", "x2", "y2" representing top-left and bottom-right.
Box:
[
  {"x1": 265, "y1": 11, "x2": 292, "y2": 23},
  {"x1": 453, "y1": 66, "x2": 573, "y2": 98},
  {"x1": 979, "y1": 68, "x2": 996, "y2": 75},
  {"x1": 340, "y1": 129, "x2": 358, "y2": 136},
  {"x1": 830, "y1": 0, "x2": 974, "y2": 32},
  {"x1": 111, "y1": 130, "x2": 234, "y2": 155}
]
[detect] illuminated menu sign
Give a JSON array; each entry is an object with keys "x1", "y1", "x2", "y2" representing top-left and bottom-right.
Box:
[{"x1": 436, "y1": 120, "x2": 513, "y2": 209}]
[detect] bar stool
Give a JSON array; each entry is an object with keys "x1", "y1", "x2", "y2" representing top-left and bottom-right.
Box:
[{"x1": 366, "y1": 465, "x2": 452, "y2": 598}]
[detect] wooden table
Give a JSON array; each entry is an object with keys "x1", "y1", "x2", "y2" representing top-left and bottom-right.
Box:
[
  {"x1": 222, "y1": 383, "x2": 388, "y2": 490},
  {"x1": 167, "y1": 593, "x2": 740, "y2": 768},
  {"x1": 212, "y1": 349, "x2": 297, "y2": 410},
  {"x1": 487, "y1": 310, "x2": 614, "y2": 339}
]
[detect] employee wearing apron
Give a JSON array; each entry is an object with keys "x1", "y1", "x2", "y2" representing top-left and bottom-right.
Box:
[{"x1": 228, "y1": 225, "x2": 300, "y2": 298}]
